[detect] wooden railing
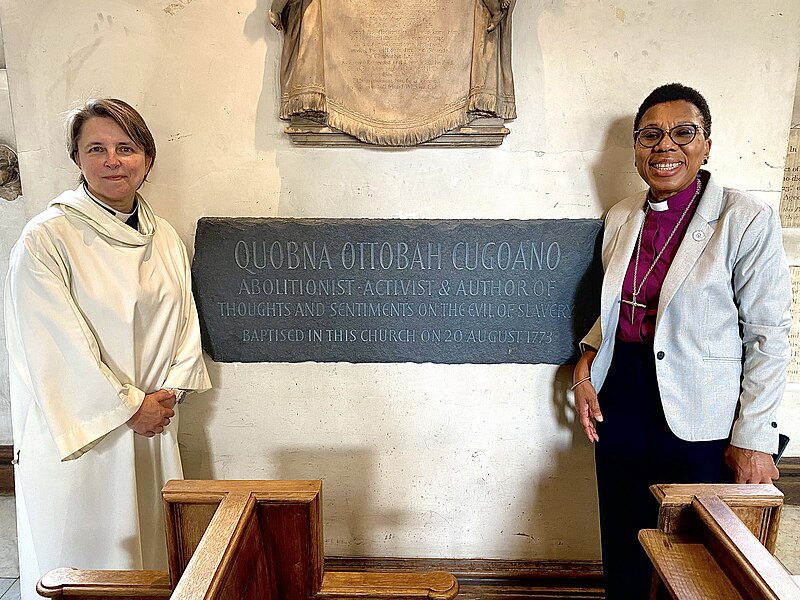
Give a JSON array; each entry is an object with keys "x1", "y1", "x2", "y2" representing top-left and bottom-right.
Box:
[
  {"x1": 37, "y1": 480, "x2": 458, "y2": 600},
  {"x1": 640, "y1": 483, "x2": 800, "y2": 600},
  {"x1": 0, "y1": 444, "x2": 13, "y2": 496}
]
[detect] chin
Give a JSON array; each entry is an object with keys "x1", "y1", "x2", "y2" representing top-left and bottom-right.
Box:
[{"x1": 648, "y1": 177, "x2": 689, "y2": 196}]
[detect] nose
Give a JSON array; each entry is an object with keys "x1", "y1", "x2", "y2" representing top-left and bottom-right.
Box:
[
  {"x1": 653, "y1": 131, "x2": 676, "y2": 152},
  {"x1": 104, "y1": 150, "x2": 120, "y2": 167}
]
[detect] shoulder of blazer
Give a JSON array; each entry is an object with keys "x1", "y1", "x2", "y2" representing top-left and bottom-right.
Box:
[
  {"x1": 720, "y1": 187, "x2": 773, "y2": 220},
  {"x1": 604, "y1": 189, "x2": 646, "y2": 234},
  {"x1": 692, "y1": 171, "x2": 770, "y2": 226},
  {"x1": 693, "y1": 183, "x2": 774, "y2": 253},
  {"x1": 694, "y1": 172, "x2": 727, "y2": 223}
]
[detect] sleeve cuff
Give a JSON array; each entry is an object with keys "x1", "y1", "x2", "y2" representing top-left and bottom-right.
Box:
[
  {"x1": 580, "y1": 317, "x2": 602, "y2": 353},
  {"x1": 730, "y1": 418, "x2": 780, "y2": 455},
  {"x1": 56, "y1": 384, "x2": 144, "y2": 461},
  {"x1": 162, "y1": 369, "x2": 211, "y2": 395}
]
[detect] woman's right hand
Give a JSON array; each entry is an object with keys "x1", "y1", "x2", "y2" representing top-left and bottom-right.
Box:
[
  {"x1": 574, "y1": 349, "x2": 603, "y2": 443},
  {"x1": 126, "y1": 389, "x2": 176, "y2": 437}
]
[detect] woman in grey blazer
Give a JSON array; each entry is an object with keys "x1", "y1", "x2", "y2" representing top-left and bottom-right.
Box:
[{"x1": 572, "y1": 83, "x2": 792, "y2": 599}]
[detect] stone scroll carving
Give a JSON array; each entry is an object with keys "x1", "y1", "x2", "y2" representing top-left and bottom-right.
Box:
[
  {"x1": 0, "y1": 144, "x2": 21, "y2": 202},
  {"x1": 269, "y1": 0, "x2": 516, "y2": 146}
]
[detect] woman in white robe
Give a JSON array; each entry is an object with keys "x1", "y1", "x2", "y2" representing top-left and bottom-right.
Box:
[{"x1": 4, "y1": 98, "x2": 211, "y2": 600}]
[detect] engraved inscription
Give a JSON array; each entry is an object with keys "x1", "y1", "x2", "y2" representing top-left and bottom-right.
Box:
[
  {"x1": 780, "y1": 129, "x2": 800, "y2": 227},
  {"x1": 789, "y1": 267, "x2": 800, "y2": 383},
  {"x1": 192, "y1": 219, "x2": 603, "y2": 364},
  {"x1": 337, "y1": 0, "x2": 458, "y2": 94},
  {"x1": 320, "y1": 0, "x2": 475, "y2": 142}
]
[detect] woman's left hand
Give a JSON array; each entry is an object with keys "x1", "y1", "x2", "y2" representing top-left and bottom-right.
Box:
[
  {"x1": 724, "y1": 445, "x2": 779, "y2": 483},
  {"x1": 573, "y1": 348, "x2": 602, "y2": 443},
  {"x1": 126, "y1": 389, "x2": 176, "y2": 437}
]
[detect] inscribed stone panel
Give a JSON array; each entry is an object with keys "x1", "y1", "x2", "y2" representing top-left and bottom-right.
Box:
[{"x1": 192, "y1": 218, "x2": 603, "y2": 365}]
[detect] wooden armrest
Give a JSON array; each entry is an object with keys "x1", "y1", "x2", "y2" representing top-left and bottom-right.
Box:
[
  {"x1": 639, "y1": 529, "x2": 745, "y2": 599},
  {"x1": 692, "y1": 495, "x2": 800, "y2": 599},
  {"x1": 651, "y1": 484, "x2": 783, "y2": 505},
  {"x1": 650, "y1": 484, "x2": 784, "y2": 552},
  {"x1": 318, "y1": 571, "x2": 458, "y2": 599},
  {"x1": 37, "y1": 568, "x2": 172, "y2": 598}
]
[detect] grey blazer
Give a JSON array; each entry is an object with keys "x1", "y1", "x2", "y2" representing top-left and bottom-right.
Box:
[{"x1": 581, "y1": 172, "x2": 791, "y2": 454}]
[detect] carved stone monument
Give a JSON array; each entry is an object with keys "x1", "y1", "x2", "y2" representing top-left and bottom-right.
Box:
[
  {"x1": 0, "y1": 145, "x2": 21, "y2": 202},
  {"x1": 192, "y1": 218, "x2": 603, "y2": 364},
  {"x1": 269, "y1": 0, "x2": 516, "y2": 147}
]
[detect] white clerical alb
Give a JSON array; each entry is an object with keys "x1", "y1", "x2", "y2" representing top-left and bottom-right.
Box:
[{"x1": 4, "y1": 186, "x2": 211, "y2": 600}]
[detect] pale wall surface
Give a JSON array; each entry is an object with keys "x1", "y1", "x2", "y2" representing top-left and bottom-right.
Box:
[
  {"x1": 0, "y1": 0, "x2": 799, "y2": 562},
  {"x1": 0, "y1": 67, "x2": 22, "y2": 446}
]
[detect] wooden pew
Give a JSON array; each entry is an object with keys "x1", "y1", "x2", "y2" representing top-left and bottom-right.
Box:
[
  {"x1": 639, "y1": 483, "x2": 800, "y2": 600},
  {"x1": 37, "y1": 480, "x2": 458, "y2": 600}
]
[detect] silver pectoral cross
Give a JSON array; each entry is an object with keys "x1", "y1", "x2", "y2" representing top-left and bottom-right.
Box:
[{"x1": 621, "y1": 296, "x2": 646, "y2": 324}]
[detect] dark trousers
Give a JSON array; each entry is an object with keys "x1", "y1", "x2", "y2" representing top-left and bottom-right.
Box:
[{"x1": 594, "y1": 340, "x2": 733, "y2": 600}]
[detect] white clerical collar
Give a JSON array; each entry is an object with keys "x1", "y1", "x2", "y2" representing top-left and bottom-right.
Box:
[
  {"x1": 647, "y1": 198, "x2": 670, "y2": 212},
  {"x1": 84, "y1": 184, "x2": 137, "y2": 221}
]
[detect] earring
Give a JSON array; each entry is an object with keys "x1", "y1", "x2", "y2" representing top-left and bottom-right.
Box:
[{"x1": 703, "y1": 157, "x2": 708, "y2": 165}]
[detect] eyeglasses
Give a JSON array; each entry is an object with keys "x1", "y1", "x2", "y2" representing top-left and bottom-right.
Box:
[{"x1": 634, "y1": 124, "x2": 704, "y2": 148}]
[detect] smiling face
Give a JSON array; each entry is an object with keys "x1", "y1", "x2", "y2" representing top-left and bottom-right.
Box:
[
  {"x1": 634, "y1": 100, "x2": 711, "y2": 200},
  {"x1": 75, "y1": 116, "x2": 151, "y2": 212}
]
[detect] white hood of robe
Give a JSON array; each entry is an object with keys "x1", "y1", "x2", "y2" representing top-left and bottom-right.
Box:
[{"x1": 50, "y1": 186, "x2": 157, "y2": 246}]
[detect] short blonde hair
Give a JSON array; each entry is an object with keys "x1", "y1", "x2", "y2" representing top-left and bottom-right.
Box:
[{"x1": 66, "y1": 98, "x2": 156, "y2": 184}]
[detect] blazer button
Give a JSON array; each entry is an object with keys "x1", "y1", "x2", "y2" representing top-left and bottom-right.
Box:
[
  {"x1": 771, "y1": 422, "x2": 778, "y2": 428},
  {"x1": 656, "y1": 351, "x2": 665, "y2": 360}
]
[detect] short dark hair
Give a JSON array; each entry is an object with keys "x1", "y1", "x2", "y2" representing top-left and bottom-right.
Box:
[
  {"x1": 633, "y1": 83, "x2": 712, "y2": 138},
  {"x1": 66, "y1": 98, "x2": 156, "y2": 185}
]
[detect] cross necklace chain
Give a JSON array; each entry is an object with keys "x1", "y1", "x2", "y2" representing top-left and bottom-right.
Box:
[{"x1": 622, "y1": 177, "x2": 702, "y2": 325}]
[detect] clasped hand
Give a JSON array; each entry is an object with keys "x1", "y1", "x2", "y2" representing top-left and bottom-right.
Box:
[{"x1": 126, "y1": 389, "x2": 176, "y2": 437}]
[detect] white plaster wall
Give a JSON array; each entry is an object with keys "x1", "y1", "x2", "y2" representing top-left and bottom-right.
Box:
[
  {"x1": 0, "y1": 20, "x2": 23, "y2": 577},
  {"x1": 0, "y1": 67, "x2": 23, "y2": 447},
  {"x1": 0, "y1": 19, "x2": 5, "y2": 68},
  {"x1": 0, "y1": 22, "x2": 23, "y2": 577},
  {"x1": 0, "y1": 0, "x2": 799, "y2": 561}
]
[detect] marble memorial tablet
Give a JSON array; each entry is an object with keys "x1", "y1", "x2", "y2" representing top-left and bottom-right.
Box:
[
  {"x1": 779, "y1": 128, "x2": 800, "y2": 227},
  {"x1": 271, "y1": 0, "x2": 515, "y2": 146},
  {"x1": 192, "y1": 218, "x2": 603, "y2": 364},
  {"x1": 789, "y1": 266, "x2": 800, "y2": 383}
]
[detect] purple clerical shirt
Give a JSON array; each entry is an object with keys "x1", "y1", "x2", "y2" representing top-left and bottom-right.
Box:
[{"x1": 617, "y1": 174, "x2": 705, "y2": 342}]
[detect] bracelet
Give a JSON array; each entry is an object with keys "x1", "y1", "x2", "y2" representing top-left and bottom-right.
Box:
[{"x1": 570, "y1": 376, "x2": 591, "y2": 391}]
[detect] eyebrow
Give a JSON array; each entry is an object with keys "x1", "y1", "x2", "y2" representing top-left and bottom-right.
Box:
[
  {"x1": 81, "y1": 139, "x2": 138, "y2": 148},
  {"x1": 640, "y1": 122, "x2": 699, "y2": 128}
]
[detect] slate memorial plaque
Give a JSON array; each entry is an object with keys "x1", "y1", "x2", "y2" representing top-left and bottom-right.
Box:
[{"x1": 193, "y1": 219, "x2": 603, "y2": 364}]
